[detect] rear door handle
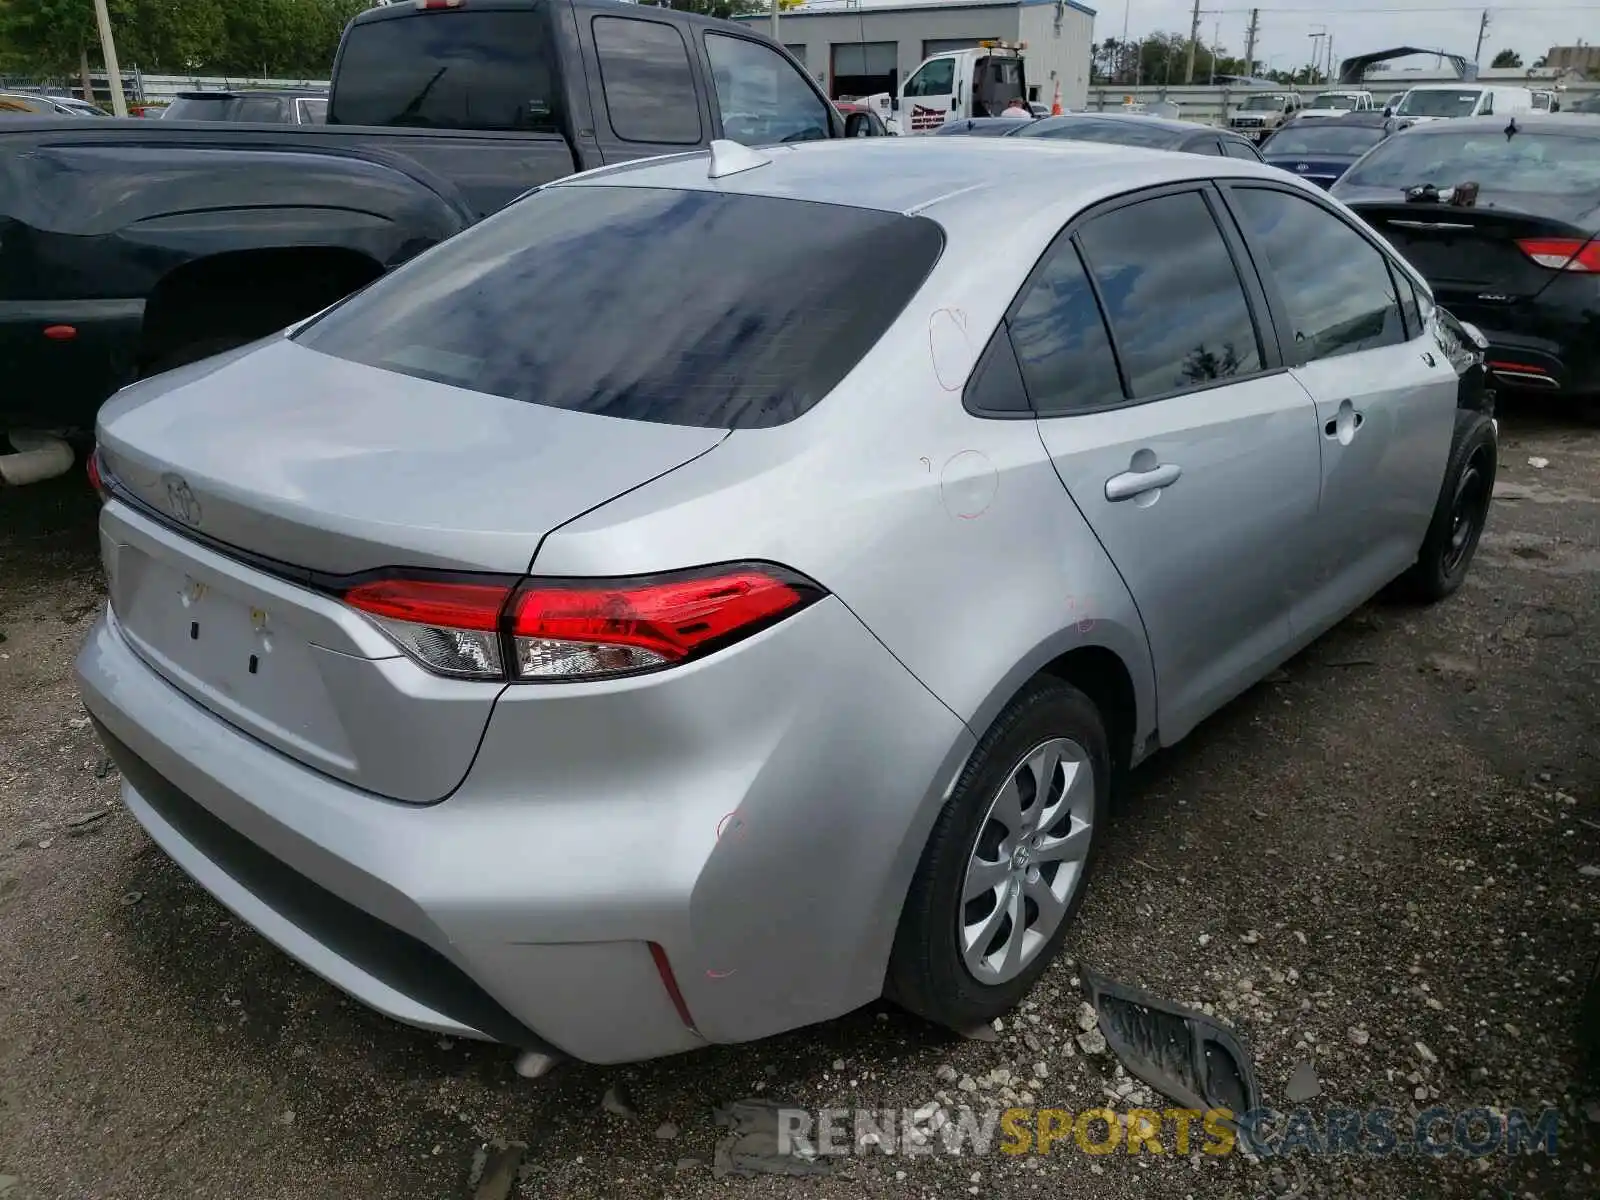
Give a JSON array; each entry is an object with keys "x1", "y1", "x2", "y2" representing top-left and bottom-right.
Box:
[{"x1": 1105, "y1": 462, "x2": 1182, "y2": 502}]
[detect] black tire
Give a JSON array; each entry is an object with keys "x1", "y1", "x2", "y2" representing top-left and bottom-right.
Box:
[
  {"x1": 888, "y1": 677, "x2": 1110, "y2": 1031},
  {"x1": 1396, "y1": 409, "x2": 1497, "y2": 603}
]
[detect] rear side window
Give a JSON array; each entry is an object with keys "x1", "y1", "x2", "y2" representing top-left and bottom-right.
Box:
[
  {"x1": 1221, "y1": 138, "x2": 1262, "y2": 160},
  {"x1": 593, "y1": 17, "x2": 702, "y2": 145},
  {"x1": 1076, "y1": 191, "x2": 1263, "y2": 399},
  {"x1": 294, "y1": 186, "x2": 943, "y2": 429},
  {"x1": 1229, "y1": 187, "x2": 1406, "y2": 362},
  {"x1": 1008, "y1": 240, "x2": 1123, "y2": 415},
  {"x1": 297, "y1": 98, "x2": 328, "y2": 124},
  {"x1": 330, "y1": 10, "x2": 559, "y2": 132},
  {"x1": 162, "y1": 96, "x2": 230, "y2": 121}
]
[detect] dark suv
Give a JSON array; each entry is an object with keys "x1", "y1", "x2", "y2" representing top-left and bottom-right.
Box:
[{"x1": 162, "y1": 89, "x2": 328, "y2": 124}]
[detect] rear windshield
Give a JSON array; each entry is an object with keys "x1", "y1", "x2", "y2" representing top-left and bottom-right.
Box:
[
  {"x1": 1395, "y1": 89, "x2": 1481, "y2": 118},
  {"x1": 1015, "y1": 119, "x2": 1178, "y2": 148},
  {"x1": 1264, "y1": 124, "x2": 1386, "y2": 156},
  {"x1": 163, "y1": 95, "x2": 281, "y2": 121},
  {"x1": 294, "y1": 186, "x2": 945, "y2": 429},
  {"x1": 933, "y1": 118, "x2": 1031, "y2": 136},
  {"x1": 1310, "y1": 93, "x2": 1360, "y2": 110},
  {"x1": 1340, "y1": 129, "x2": 1600, "y2": 195},
  {"x1": 329, "y1": 9, "x2": 558, "y2": 131}
]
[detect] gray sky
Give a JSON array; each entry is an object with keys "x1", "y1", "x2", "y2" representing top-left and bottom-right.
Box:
[{"x1": 1110, "y1": 1, "x2": 1596, "y2": 71}]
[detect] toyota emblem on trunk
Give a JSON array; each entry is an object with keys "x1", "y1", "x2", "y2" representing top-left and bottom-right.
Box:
[{"x1": 161, "y1": 473, "x2": 202, "y2": 527}]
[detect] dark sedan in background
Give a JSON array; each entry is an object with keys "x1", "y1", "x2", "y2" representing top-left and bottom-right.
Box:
[
  {"x1": 1259, "y1": 112, "x2": 1391, "y2": 187},
  {"x1": 937, "y1": 112, "x2": 1265, "y2": 160},
  {"x1": 1332, "y1": 115, "x2": 1599, "y2": 404}
]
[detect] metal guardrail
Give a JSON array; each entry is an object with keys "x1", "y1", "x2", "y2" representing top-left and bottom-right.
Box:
[
  {"x1": 1084, "y1": 81, "x2": 1600, "y2": 126},
  {"x1": 4, "y1": 71, "x2": 331, "y2": 108}
]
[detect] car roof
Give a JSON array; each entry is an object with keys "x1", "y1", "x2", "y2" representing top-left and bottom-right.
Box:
[
  {"x1": 1023, "y1": 112, "x2": 1240, "y2": 140},
  {"x1": 556, "y1": 137, "x2": 1302, "y2": 238}
]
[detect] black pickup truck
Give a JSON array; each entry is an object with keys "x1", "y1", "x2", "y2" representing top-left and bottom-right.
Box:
[{"x1": 1, "y1": 0, "x2": 861, "y2": 438}]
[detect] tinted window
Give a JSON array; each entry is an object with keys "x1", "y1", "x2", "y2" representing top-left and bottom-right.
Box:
[
  {"x1": 330, "y1": 11, "x2": 558, "y2": 132},
  {"x1": 1186, "y1": 137, "x2": 1224, "y2": 155},
  {"x1": 1008, "y1": 239, "x2": 1123, "y2": 415},
  {"x1": 1231, "y1": 187, "x2": 1405, "y2": 362},
  {"x1": 594, "y1": 17, "x2": 702, "y2": 144},
  {"x1": 298, "y1": 98, "x2": 328, "y2": 123},
  {"x1": 1262, "y1": 124, "x2": 1385, "y2": 156},
  {"x1": 1076, "y1": 191, "x2": 1262, "y2": 399},
  {"x1": 933, "y1": 118, "x2": 1030, "y2": 136},
  {"x1": 1395, "y1": 89, "x2": 1481, "y2": 118},
  {"x1": 1338, "y1": 129, "x2": 1600, "y2": 195},
  {"x1": 1014, "y1": 119, "x2": 1181, "y2": 149},
  {"x1": 159, "y1": 96, "x2": 231, "y2": 121},
  {"x1": 295, "y1": 186, "x2": 942, "y2": 429},
  {"x1": 705, "y1": 33, "x2": 830, "y2": 145},
  {"x1": 905, "y1": 58, "x2": 955, "y2": 97},
  {"x1": 234, "y1": 96, "x2": 286, "y2": 123},
  {"x1": 1222, "y1": 138, "x2": 1263, "y2": 160}
]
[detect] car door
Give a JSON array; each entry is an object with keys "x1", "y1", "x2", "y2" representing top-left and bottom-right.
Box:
[
  {"x1": 1016, "y1": 185, "x2": 1323, "y2": 742},
  {"x1": 587, "y1": 15, "x2": 708, "y2": 163},
  {"x1": 900, "y1": 56, "x2": 958, "y2": 131},
  {"x1": 1219, "y1": 183, "x2": 1460, "y2": 635}
]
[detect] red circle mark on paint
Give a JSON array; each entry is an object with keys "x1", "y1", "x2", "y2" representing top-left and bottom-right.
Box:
[{"x1": 43, "y1": 325, "x2": 78, "y2": 341}]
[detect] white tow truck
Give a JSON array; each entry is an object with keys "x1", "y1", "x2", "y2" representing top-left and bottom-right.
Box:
[{"x1": 884, "y1": 40, "x2": 1032, "y2": 135}]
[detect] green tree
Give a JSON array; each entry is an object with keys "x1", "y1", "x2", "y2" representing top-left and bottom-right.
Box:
[{"x1": 1491, "y1": 48, "x2": 1523, "y2": 69}]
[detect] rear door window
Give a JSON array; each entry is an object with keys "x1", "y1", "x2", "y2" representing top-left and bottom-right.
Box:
[
  {"x1": 294, "y1": 186, "x2": 943, "y2": 429},
  {"x1": 1076, "y1": 190, "x2": 1264, "y2": 399},
  {"x1": 1228, "y1": 186, "x2": 1407, "y2": 361},
  {"x1": 704, "y1": 33, "x2": 831, "y2": 145},
  {"x1": 1007, "y1": 239, "x2": 1124, "y2": 415},
  {"x1": 593, "y1": 17, "x2": 702, "y2": 144},
  {"x1": 1222, "y1": 138, "x2": 1262, "y2": 160},
  {"x1": 330, "y1": 9, "x2": 559, "y2": 132}
]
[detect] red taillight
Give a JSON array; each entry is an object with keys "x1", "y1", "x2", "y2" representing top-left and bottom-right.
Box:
[
  {"x1": 344, "y1": 578, "x2": 510, "y2": 679},
  {"x1": 342, "y1": 564, "x2": 822, "y2": 683},
  {"x1": 43, "y1": 324, "x2": 77, "y2": 341},
  {"x1": 507, "y1": 567, "x2": 815, "y2": 680},
  {"x1": 86, "y1": 446, "x2": 110, "y2": 501},
  {"x1": 1516, "y1": 237, "x2": 1600, "y2": 272}
]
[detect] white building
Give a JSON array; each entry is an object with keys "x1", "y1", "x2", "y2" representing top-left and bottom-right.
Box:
[{"x1": 735, "y1": 0, "x2": 1097, "y2": 110}]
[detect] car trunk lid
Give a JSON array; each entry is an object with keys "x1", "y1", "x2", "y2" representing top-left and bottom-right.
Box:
[
  {"x1": 1349, "y1": 196, "x2": 1597, "y2": 303},
  {"x1": 95, "y1": 338, "x2": 726, "y2": 802}
]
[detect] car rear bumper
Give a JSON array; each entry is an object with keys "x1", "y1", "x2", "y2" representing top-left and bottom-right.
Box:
[
  {"x1": 77, "y1": 589, "x2": 975, "y2": 1064},
  {"x1": 1438, "y1": 288, "x2": 1600, "y2": 397}
]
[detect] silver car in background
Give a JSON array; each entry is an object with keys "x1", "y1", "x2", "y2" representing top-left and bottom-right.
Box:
[{"x1": 77, "y1": 136, "x2": 1496, "y2": 1068}]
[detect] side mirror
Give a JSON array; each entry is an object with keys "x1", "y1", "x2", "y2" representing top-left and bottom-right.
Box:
[
  {"x1": 844, "y1": 112, "x2": 875, "y2": 138},
  {"x1": 890, "y1": 96, "x2": 900, "y2": 112},
  {"x1": 1383, "y1": 106, "x2": 1393, "y2": 117}
]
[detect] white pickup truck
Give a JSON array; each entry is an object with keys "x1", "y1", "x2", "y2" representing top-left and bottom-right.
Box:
[
  {"x1": 886, "y1": 41, "x2": 1031, "y2": 134},
  {"x1": 1297, "y1": 89, "x2": 1376, "y2": 119}
]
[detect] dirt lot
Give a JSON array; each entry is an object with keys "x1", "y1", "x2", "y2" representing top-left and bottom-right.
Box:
[{"x1": 1, "y1": 406, "x2": 1597, "y2": 1200}]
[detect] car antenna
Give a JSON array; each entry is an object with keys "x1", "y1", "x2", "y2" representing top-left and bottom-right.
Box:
[{"x1": 706, "y1": 139, "x2": 772, "y2": 180}]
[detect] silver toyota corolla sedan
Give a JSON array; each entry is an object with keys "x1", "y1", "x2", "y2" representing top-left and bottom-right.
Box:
[{"x1": 77, "y1": 135, "x2": 1497, "y2": 1070}]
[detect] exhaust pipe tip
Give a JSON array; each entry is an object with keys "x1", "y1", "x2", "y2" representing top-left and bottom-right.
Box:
[{"x1": 0, "y1": 431, "x2": 77, "y2": 488}]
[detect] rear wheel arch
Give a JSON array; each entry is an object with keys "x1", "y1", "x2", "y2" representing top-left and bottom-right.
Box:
[
  {"x1": 137, "y1": 246, "x2": 387, "y2": 376},
  {"x1": 1036, "y1": 645, "x2": 1141, "y2": 779}
]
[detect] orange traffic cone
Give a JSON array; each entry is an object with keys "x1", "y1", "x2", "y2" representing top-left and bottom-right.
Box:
[{"x1": 1051, "y1": 82, "x2": 1063, "y2": 115}]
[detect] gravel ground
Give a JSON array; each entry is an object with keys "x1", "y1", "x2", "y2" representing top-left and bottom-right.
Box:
[{"x1": 1, "y1": 405, "x2": 1597, "y2": 1200}]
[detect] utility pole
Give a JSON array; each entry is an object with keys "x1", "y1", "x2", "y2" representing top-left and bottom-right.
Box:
[
  {"x1": 1209, "y1": 16, "x2": 1220, "y2": 83},
  {"x1": 1120, "y1": 1, "x2": 1131, "y2": 84},
  {"x1": 1243, "y1": 8, "x2": 1260, "y2": 75},
  {"x1": 1325, "y1": 33, "x2": 1334, "y2": 83},
  {"x1": 770, "y1": 0, "x2": 779, "y2": 45},
  {"x1": 91, "y1": 0, "x2": 127, "y2": 117},
  {"x1": 1185, "y1": 0, "x2": 1202, "y2": 83},
  {"x1": 1473, "y1": 9, "x2": 1490, "y2": 64}
]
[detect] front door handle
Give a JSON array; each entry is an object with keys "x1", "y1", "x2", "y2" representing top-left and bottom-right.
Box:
[
  {"x1": 1105, "y1": 461, "x2": 1182, "y2": 502},
  {"x1": 1323, "y1": 399, "x2": 1365, "y2": 443}
]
